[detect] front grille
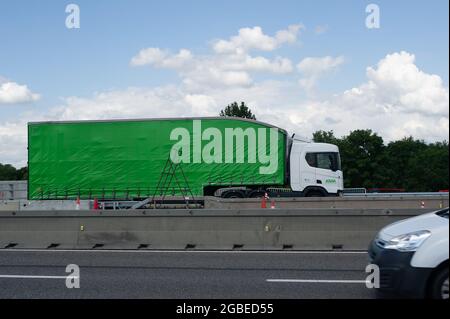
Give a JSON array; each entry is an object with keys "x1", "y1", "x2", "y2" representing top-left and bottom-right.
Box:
[{"x1": 380, "y1": 271, "x2": 394, "y2": 288}]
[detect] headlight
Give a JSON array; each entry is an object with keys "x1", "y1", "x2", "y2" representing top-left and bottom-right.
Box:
[{"x1": 384, "y1": 230, "x2": 431, "y2": 252}]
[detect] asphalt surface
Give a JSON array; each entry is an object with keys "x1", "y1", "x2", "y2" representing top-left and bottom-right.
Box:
[{"x1": 0, "y1": 250, "x2": 376, "y2": 299}]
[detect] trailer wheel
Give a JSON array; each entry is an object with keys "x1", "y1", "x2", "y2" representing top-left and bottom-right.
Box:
[
  {"x1": 249, "y1": 191, "x2": 266, "y2": 198},
  {"x1": 222, "y1": 190, "x2": 245, "y2": 198}
]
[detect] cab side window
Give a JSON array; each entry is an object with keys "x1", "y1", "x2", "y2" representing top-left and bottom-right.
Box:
[
  {"x1": 305, "y1": 152, "x2": 340, "y2": 171},
  {"x1": 317, "y1": 153, "x2": 332, "y2": 170},
  {"x1": 305, "y1": 153, "x2": 317, "y2": 167}
]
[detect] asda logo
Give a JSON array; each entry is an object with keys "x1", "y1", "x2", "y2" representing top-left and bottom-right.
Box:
[{"x1": 169, "y1": 120, "x2": 279, "y2": 175}]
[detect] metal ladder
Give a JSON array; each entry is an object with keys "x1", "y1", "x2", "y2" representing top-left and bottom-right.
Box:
[{"x1": 130, "y1": 157, "x2": 196, "y2": 209}]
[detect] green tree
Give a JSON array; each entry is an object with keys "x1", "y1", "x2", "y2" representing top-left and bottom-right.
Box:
[
  {"x1": 220, "y1": 102, "x2": 256, "y2": 120},
  {"x1": 342, "y1": 129, "x2": 387, "y2": 189},
  {"x1": 312, "y1": 130, "x2": 339, "y2": 144},
  {"x1": 16, "y1": 166, "x2": 28, "y2": 180},
  {"x1": 312, "y1": 129, "x2": 449, "y2": 192},
  {"x1": 384, "y1": 137, "x2": 428, "y2": 190},
  {"x1": 0, "y1": 163, "x2": 28, "y2": 180},
  {"x1": 313, "y1": 129, "x2": 387, "y2": 189},
  {"x1": 0, "y1": 163, "x2": 18, "y2": 180},
  {"x1": 406, "y1": 141, "x2": 449, "y2": 192}
]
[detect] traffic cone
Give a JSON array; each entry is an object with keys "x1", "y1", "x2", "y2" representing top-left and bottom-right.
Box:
[
  {"x1": 261, "y1": 196, "x2": 267, "y2": 208},
  {"x1": 261, "y1": 192, "x2": 268, "y2": 208},
  {"x1": 75, "y1": 197, "x2": 80, "y2": 210},
  {"x1": 420, "y1": 201, "x2": 425, "y2": 208},
  {"x1": 270, "y1": 200, "x2": 276, "y2": 209},
  {"x1": 93, "y1": 197, "x2": 99, "y2": 210}
]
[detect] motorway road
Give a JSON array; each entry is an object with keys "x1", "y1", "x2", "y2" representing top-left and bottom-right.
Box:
[{"x1": 0, "y1": 250, "x2": 376, "y2": 299}]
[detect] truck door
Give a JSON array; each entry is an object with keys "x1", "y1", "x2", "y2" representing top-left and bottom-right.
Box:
[
  {"x1": 314, "y1": 152, "x2": 341, "y2": 194},
  {"x1": 298, "y1": 152, "x2": 316, "y2": 191}
]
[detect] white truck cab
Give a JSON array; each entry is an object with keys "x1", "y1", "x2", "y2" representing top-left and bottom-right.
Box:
[
  {"x1": 289, "y1": 136, "x2": 343, "y2": 196},
  {"x1": 218, "y1": 132, "x2": 344, "y2": 198}
]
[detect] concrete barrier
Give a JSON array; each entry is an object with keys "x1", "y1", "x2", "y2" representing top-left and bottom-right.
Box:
[
  {"x1": 204, "y1": 195, "x2": 449, "y2": 210},
  {"x1": 0, "y1": 181, "x2": 27, "y2": 200},
  {"x1": 0, "y1": 200, "x2": 91, "y2": 211},
  {"x1": 0, "y1": 208, "x2": 436, "y2": 251}
]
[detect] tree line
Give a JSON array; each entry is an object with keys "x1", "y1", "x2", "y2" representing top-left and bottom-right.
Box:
[
  {"x1": 0, "y1": 163, "x2": 28, "y2": 180},
  {"x1": 313, "y1": 129, "x2": 449, "y2": 192}
]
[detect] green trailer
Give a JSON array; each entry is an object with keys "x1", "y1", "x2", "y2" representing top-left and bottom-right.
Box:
[{"x1": 28, "y1": 117, "x2": 288, "y2": 200}]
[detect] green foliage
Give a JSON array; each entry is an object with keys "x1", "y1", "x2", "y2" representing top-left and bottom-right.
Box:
[
  {"x1": 313, "y1": 131, "x2": 449, "y2": 191},
  {"x1": 16, "y1": 166, "x2": 28, "y2": 180},
  {"x1": 220, "y1": 102, "x2": 256, "y2": 120},
  {"x1": 0, "y1": 163, "x2": 27, "y2": 180}
]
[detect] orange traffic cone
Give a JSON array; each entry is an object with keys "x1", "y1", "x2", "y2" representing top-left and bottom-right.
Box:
[
  {"x1": 75, "y1": 196, "x2": 80, "y2": 210},
  {"x1": 261, "y1": 196, "x2": 267, "y2": 208},
  {"x1": 261, "y1": 192, "x2": 269, "y2": 208},
  {"x1": 93, "y1": 197, "x2": 99, "y2": 210},
  {"x1": 270, "y1": 200, "x2": 276, "y2": 209}
]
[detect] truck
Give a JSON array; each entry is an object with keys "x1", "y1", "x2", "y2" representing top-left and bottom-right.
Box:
[{"x1": 27, "y1": 117, "x2": 343, "y2": 200}]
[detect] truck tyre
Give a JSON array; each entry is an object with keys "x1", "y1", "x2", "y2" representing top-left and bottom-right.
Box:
[
  {"x1": 305, "y1": 190, "x2": 325, "y2": 197},
  {"x1": 249, "y1": 191, "x2": 266, "y2": 198},
  {"x1": 222, "y1": 190, "x2": 245, "y2": 198},
  {"x1": 430, "y1": 266, "x2": 449, "y2": 299}
]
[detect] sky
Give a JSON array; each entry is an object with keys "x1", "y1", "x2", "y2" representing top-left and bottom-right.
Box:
[{"x1": 0, "y1": 0, "x2": 449, "y2": 167}]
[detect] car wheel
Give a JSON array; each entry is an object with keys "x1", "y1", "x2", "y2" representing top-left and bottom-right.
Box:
[{"x1": 430, "y1": 267, "x2": 449, "y2": 299}]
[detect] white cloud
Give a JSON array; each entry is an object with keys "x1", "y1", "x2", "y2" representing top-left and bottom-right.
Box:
[
  {"x1": 297, "y1": 56, "x2": 345, "y2": 92},
  {"x1": 0, "y1": 120, "x2": 30, "y2": 167},
  {"x1": 130, "y1": 48, "x2": 193, "y2": 68},
  {"x1": 225, "y1": 55, "x2": 293, "y2": 74},
  {"x1": 213, "y1": 24, "x2": 303, "y2": 54},
  {"x1": 0, "y1": 81, "x2": 40, "y2": 104},
  {"x1": 291, "y1": 52, "x2": 449, "y2": 140},
  {"x1": 184, "y1": 94, "x2": 218, "y2": 115},
  {"x1": 130, "y1": 24, "x2": 300, "y2": 89},
  {"x1": 297, "y1": 56, "x2": 344, "y2": 74},
  {"x1": 363, "y1": 51, "x2": 449, "y2": 117},
  {"x1": 51, "y1": 86, "x2": 190, "y2": 120},
  {"x1": 275, "y1": 24, "x2": 304, "y2": 45}
]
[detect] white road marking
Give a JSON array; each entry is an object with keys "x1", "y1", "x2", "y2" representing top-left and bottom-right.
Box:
[
  {"x1": 0, "y1": 249, "x2": 367, "y2": 255},
  {"x1": 267, "y1": 279, "x2": 367, "y2": 284},
  {"x1": 0, "y1": 275, "x2": 77, "y2": 279}
]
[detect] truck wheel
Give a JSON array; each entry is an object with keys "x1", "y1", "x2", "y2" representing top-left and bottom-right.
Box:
[
  {"x1": 249, "y1": 191, "x2": 266, "y2": 198},
  {"x1": 222, "y1": 191, "x2": 245, "y2": 198},
  {"x1": 430, "y1": 267, "x2": 449, "y2": 299},
  {"x1": 305, "y1": 190, "x2": 324, "y2": 197}
]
